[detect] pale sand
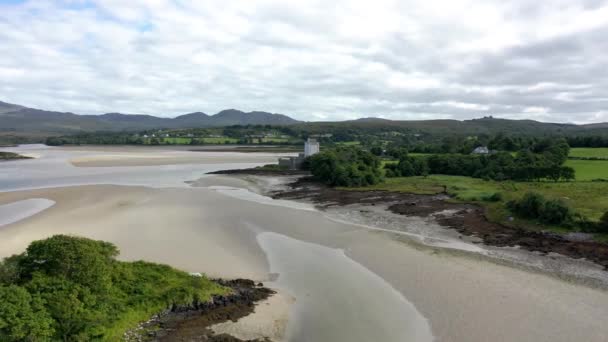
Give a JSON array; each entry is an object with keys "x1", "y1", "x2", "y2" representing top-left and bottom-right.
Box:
[
  {"x1": 211, "y1": 290, "x2": 294, "y2": 341},
  {"x1": 70, "y1": 152, "x2": 280, "y2": 167},
  {"x1": 2, "y1": 184, "x2": 608, "y2": 341}
]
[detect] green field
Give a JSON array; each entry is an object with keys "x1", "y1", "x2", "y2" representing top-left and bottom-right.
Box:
[
  {"x1": 349, "y1": 175, "x2": 608, "y2": 223},
  {"x1": 145, "y1": 136, "x2": 239, "y2": 144},
  {"x1": 565, "y1": 159, "x2": 608, "y2": 180},
  {"x1": 163, "y1": 137, "x2": 192, "y2": 144},
  {"x1": 201, "y1": 137, "x2": 238, "y2": 144},
  {"x1": 569, "y1": 147, "x2": 608, "y2": 158},
  {"x1": 261, "y1": 137, "x2": 290, "y2": 143}
]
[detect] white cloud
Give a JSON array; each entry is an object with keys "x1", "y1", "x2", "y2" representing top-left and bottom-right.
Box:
[{"x1": 0, "y1": 0, "x2": 607, "y2": 123}]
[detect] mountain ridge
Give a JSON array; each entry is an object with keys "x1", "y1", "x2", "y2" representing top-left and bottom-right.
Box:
[
  {"x1": 0, "y1": 101, "x2": 300, "y2": 133},
  {"x1": 1, "y1": 100, "x2": 607, "y2": 136}
]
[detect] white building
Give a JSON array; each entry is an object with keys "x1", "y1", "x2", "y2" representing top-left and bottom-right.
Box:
[
  {"x1": 472, "y1": 146, "x2": 490, "y2": 154},
  {"x1": 304, "y1": 138, "x2": 320, "y2": 157}
]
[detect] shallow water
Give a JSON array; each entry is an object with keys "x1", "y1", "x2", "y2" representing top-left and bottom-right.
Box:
[
  {"x1": 0, "y1": 198, "x2": 55, "y2": 227},
  {"x1": 0, "y1": 145, "x2": 271, "y2": 191},
  {"x1": 257, "y1": 231, "x2": 434, "y2": 342}
]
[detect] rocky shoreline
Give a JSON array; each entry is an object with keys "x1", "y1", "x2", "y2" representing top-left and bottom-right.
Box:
[
  {"x1": 126, "y1": 279, "x2": 275, "y2": 342},
  {"x1": 208, "y1": 169, "x2": 310, "y2": 176},
  {"x1": 269, "y1": 176, "x2": 608, "y2": 270}
]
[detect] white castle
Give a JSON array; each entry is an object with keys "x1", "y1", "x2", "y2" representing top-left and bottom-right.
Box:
[
  {"x1": 304, "y1": 138, "x2": 320, "y2": 157},
  {"x1": 278, "y1": 138, "x2": 321, "y2": 169}
]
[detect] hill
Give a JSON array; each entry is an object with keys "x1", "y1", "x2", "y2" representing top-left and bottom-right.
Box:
[
  {"x1": 292, "y1": 116, "x2": 608, "y2": 137},
  {"x1": 0, "y1": 101, "x2": 300, "y2": 134},
  {"x1": 1, "y1": 101, "x2": 608, "y2": 140}
]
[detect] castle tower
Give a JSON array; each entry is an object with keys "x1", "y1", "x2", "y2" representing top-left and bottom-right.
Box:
[{"x1": 304, "y1": 138, "x2": 320, "y2": 157}]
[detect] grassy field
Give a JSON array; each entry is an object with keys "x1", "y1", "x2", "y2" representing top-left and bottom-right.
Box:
[
  {"x1": 565, "y1": 159, "x2": 608, "y2": 180},
  {"x1": 569, "y1": 147, "x2": 608, "y2": 158},
  {"x1": 145, "y1": 136, "x2": 239, "y2": 144},
  {"x1": 261, "y1": 137, "x2": 290, "y2": 143},
  {"x1": 162, "y1": 137, "x2": 192, "y2": 144},
  {"x1": 349, "y1": 175, "x2": 608, "y2": 224}
]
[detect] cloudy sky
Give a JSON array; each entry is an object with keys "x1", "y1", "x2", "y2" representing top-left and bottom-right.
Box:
[{"x1": 1, "y1": 0, "x2": 607, "y2": 123}]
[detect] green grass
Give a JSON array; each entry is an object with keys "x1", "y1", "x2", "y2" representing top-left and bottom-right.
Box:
[
  {"x1": 163, "y1": 137, "x2": 192, "y2": 144},
  {"x1": 349, "y1": 175, "x2": 608, "y2": 222},
  {"x1": 565, "y1": 159, "x2": 608, "y2": 180},
  {"x1": 261, "y1": 137, "x2": 290, "y2": 143},
  {"x1": 201, "y1": 137, "x2": 238, "y2": 144},
  {"x1": 336, "y1": 141, "x2": 361, "y2": 146},
  {"x1": 103, "y1": 261, "x2": 228, "y2": 341},
  {"x1": 569, "y1": 147, "x2": 608, "y2": 158}
]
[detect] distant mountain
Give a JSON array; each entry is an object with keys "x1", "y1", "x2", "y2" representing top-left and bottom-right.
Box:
[
  {"x1": 294, "y1": 116, "x2": 608, "y2": 137},
  {"x1": 0, "y1": 101, "x2": 300, "y2": 133},
  {"x1": 1, "y1": 100, "x2": 607, "y2": 137},
  {"x1": 0, "y1": 100, "x2": 24, "y2": 114}
]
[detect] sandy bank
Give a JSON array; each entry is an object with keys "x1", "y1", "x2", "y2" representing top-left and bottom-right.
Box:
[
  {"x1": 69, "y1": 151, "x2": 280, "y2": 167},
  {"x1": 211, "y1": 289, "x2": 293, "y2": 341}
]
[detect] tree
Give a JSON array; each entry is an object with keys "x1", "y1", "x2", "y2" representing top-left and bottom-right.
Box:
[
  {"x1": 370, "y1": 146, "x2": 383, "y2": 156},
  {"x1": 0, "y1": 285, "x2": 54, "y2": 341},
  {"x1": 18, "y1": 235, "x2": 118, "y2": 292},
  {"x1": 309, "y1": 146, "x2": 382, "y2": 187},
  {"x1": 26, "y1": 275, "x2": 104, "y2": 341}
]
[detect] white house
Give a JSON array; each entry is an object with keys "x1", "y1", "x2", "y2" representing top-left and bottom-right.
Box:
[{"x1": 472, "y1": 146, "x2": 490, "y2": 154}]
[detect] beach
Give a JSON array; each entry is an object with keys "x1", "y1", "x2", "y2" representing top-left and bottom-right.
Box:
[{"x1": 2, "y1": 145, "x2": 608, "y2": 341}]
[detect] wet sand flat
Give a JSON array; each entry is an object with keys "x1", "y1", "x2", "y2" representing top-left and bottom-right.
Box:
[
  {"x1": 2, "y1": 183, "x2": 608, "y2": 341},
  {"x1": 69, "y1": 151, "x2": 282, "y2": 167}
]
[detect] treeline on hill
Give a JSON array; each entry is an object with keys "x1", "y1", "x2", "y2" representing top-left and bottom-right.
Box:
[
  {"x1": 384, "y1": 138, "x2": 574, "y2": 182},
  {"x1": 0, "y1": 235, "x2": 226, "y2": 341},
  {"x1": 46, "y1": 133, "x2": 145, "y2": 146},
  {"x1": 45, "y1": 125, "x2": 302, "y2": 146}
]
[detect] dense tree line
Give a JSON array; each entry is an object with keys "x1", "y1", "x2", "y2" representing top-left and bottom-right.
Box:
[
  {"x1": 46, "y1": 133, "x2": 145, "y2": 146},
  {"x1": 0, "y1": 235, "x2": 225, "y2": 341},
  {"x1": 385, "y1": 139, "x2": 575, "y2": 182},
  {"x1": 308, "y1": 146, "x2": 383, "y2": 187},
  {"x1": 567, "y1": 135, "x2": 608, "y2": 148}
]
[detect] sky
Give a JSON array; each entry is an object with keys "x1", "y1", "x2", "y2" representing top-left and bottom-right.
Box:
[{"x1": 0, "y1": 0, "x2": 607, "y2": 123}]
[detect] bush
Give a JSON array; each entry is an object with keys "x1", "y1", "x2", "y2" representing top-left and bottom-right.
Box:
[
  {"x1": 598, "y1": 212, "x2": 608, "y2": 233},
  {"x1": 539, "y1": 199, "x2": 572, "y2": 225},
  {"x1": 508, "y1": 192, "x2": 545, "y2": 219},
  {"x1": 508, "y1": 192, "x2": 572, "y2": 225},
  {"x1": 482, "y1": 192, "x2": 502, "y2": 202}
]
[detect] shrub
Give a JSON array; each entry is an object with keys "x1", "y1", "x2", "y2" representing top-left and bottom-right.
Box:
[
  {"x1": 508, "y1": 192, "x2": 545, "y2": 219},
  {"x1": 482, "y1": 192, "x2": 502, "y2": 202},
  {"x1": 508, "y1": 192, "x2": 572, "y2": 225},
  {"x1": 598, "y1": 212, "x2": 608, "y2": 233},
  {"x1": 539, "y1": 199, "x2": 572, "y2": 225}
]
